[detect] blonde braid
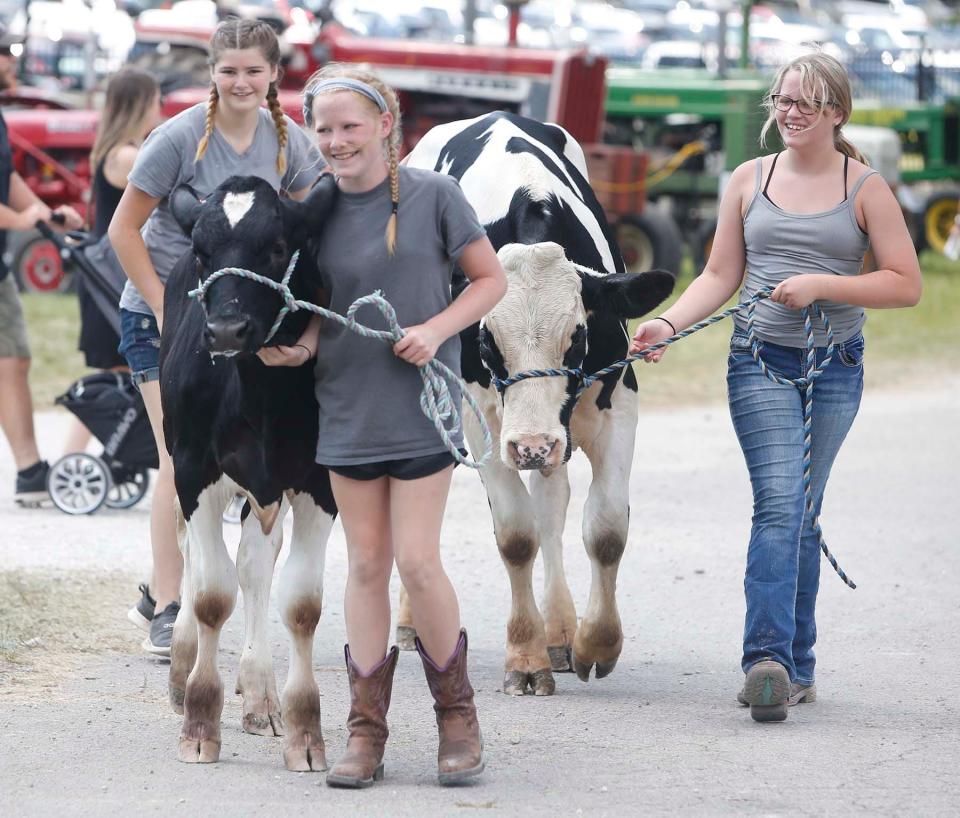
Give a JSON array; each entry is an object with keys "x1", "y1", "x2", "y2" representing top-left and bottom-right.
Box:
[
  {"x1": 266, "y1": 82, "x2": 288, "y2": 175},
  {"x1": 194, "y1": 85, "x2": 219, "y2": 164},
  {"x1": 386, "y1": 141, "x2": 400, "y2": 256}
]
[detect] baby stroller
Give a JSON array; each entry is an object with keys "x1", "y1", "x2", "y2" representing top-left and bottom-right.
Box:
[
  {"x1": 37, "y1": 219, "x2": 159, "y2": 515},
  {"x1": 49, "y1": 371, "x2": 159, "y2": 514}
]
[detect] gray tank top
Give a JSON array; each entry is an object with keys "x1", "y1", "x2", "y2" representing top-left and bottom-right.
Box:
[{"x1": 733, "y1": 156, "x2": 876, "y2": 347}]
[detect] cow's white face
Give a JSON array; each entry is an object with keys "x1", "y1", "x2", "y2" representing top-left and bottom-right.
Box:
[{"x1": 481, "y1": 242, "x2": 588, "y2": 473}]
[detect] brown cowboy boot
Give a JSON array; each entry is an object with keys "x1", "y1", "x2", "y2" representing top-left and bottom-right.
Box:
[
  {"x1": 326, "y1": 645, "x2": 399, "y2": 788},
  {"x1": 416, "y1": 629, "x2": 484, "y2": 785}
]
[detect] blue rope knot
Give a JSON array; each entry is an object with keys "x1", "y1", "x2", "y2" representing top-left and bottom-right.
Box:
[{"x1": 187, "y1": 253, "x2": 492, "y2": 470}]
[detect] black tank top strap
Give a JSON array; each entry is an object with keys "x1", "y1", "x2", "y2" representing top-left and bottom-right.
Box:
[
  {"x1": 842, "y1": 154, "x2": 849, "y2": 202},
  {"x1": 761, "y1": 152, "x2": 781, "y2": 206}
]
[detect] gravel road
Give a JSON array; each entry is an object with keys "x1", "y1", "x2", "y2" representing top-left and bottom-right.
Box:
[{"x1": 1, "y1": 378, "x2": 957, "y2": 817}]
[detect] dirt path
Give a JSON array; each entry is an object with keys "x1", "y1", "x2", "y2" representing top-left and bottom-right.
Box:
[{"x1": 1, "y1": 381, "x2": 958, "y2": 817}]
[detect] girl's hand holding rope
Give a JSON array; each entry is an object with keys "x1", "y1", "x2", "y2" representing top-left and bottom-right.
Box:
[
  {"x1": 393, "y1": 322, "x2": 444, "y2": 368},
  {"x1": 770, "y1": 274, "x2": 826, "y2": 310},
  {"x1": 257, "y1": 344, "x2": 313, "y2": 367},
  {"x1": 630, "y1": 319, "x2": 674, "y2": 362}
]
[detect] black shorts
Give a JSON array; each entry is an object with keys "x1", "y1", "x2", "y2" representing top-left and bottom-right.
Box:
[{"x1": 326, "y1": 449, "x2": 466, "y2": 482}]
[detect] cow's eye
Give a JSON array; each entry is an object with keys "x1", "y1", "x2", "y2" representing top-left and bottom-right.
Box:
[
  {"x1": 562, "y1": 324, "x2": 587, "y2": 368},
  {"x1": 478, "y1": 326, "x2": 508, "y2": 380},
  {"x1": 271, "y1": 240, "x2": 287, "y2": 261}
]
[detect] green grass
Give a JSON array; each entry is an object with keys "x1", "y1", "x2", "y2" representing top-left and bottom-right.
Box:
[
  {"x1": 20, "y1": 292, "x2": 88, "y2": 411},
  {"x1": 19, "y1": 249, "x2": 960, "y2": 411}
]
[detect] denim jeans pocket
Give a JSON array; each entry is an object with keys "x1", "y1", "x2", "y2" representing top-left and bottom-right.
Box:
[
  {"x1": 729, "y1": 333, "x2": 761, "y2": 360},
  {"x1": 837, "y1": 334, "x2": 865, "y2": 368}
]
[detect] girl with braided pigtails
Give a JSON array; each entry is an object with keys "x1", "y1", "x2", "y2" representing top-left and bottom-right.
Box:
[
  {"x1": 109, "y1": 17, "x2": 324, "y2": 657},
  {"x1": 260, "y1": 64, "x2": 506, "y2": 787}
]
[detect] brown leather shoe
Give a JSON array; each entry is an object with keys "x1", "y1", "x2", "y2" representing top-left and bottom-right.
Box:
[
  {"x1": 326, "y1": 645, "x2": 399, "y2": 788},
  {"x1": 416, "y1": 629, "x2": 484, "y2": 785}
]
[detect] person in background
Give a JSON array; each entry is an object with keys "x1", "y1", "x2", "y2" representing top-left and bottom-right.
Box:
[
  {"x1": 61, "y1": 67, "x2": 163, "y2": 458},
  {"x1": 0, "y1": 24, "x2": 83, "y2": 505},
  {"x1": 631, "y1": 52, "x2": 921, "y2": 723}
]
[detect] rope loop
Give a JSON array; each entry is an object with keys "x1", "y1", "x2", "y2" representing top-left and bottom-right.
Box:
[{"x1": 187, "y1": 253, "x2": 493, "y2": 469}]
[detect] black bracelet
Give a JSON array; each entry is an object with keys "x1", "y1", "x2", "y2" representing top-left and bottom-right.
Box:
[
  {"x1": 655, "y1": 316, "x2": 677, "y2": 335},
  {"x1": 295, "y1": 343, "x2": 314, "y2": 359}
]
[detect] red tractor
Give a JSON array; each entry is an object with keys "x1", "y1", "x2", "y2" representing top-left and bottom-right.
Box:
[
  {"x1": 1, "y1": 88, "x2": 97, "y2": 292},
  {"x1": 5, "y1": 20, "x2": 665, "y2": 292}
]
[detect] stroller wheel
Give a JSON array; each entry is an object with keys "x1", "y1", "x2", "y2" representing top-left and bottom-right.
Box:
[
  {"x1": 47, "y1": 453, "x2": 111, "y2": 515},
  {"x1": 106, "y1": 468, "x2": 151, "y2": 509}
]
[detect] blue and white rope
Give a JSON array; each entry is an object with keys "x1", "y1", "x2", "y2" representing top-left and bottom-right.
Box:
[
  {"x1": 492, "y1": 286, "x2": 855, "y2": 589},
  {"x1": 187, "y1": 251, "x2": 493, "y2": 469}
]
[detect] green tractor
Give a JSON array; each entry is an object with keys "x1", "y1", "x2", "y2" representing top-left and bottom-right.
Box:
[
  {"x1": 847, "y1": 99, "x2": 960, "y2": 255},
  {"x1": 602, "y1": 68, "x2": 770, "y2": 272}
]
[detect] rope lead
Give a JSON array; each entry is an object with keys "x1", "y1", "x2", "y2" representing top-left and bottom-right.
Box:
[{"x1": 190, "y1": 260, "x2": 856, "y2": 588}]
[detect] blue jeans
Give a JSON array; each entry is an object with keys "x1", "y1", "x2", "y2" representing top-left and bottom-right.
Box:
[
  {"x1": 726, "y1": 331, "x2": 864, "y2": 685},
  {"x1": 118, "y1": 308, "x2": 160, "y2": 387}
]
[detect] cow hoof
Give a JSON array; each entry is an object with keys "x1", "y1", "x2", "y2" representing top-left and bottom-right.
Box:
[
  {"x1": 169, "y1": 684, "x2": 185, "y2": 715},
  {"x1": 178, "y1": 737, "x2": 221, "y2": 764},
  {"x1": 503, "y1": 670, "x2": 529, "y2": 696},
  {"x1": 595, "y1": 656, "x2": 619, "y2": 679},
  {"x1": 243, "y1": 710, "x2": 283, "y2": 737},
  {"x1": 283, "y1": 737, "x2": 328, "y2": 772},
  {"x1": 503, "y1": 668, "x2": 555, "y2": 696},
  {"x1": 572, "y1": 654, "x2": 594, "y2": 682},
  {"x1": 530, "y1": 668, "x2": 556, "y2": 696},
  {"x1": 547, "y1": 645, "x2": 573, "y2": 673},
  {"x1": 396, "y1": 625, "x2": 418, "y2": 652}
]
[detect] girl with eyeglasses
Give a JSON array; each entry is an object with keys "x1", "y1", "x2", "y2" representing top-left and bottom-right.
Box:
[{"x1": 630, "y1": 52, "x2": 921, "y2": 722}]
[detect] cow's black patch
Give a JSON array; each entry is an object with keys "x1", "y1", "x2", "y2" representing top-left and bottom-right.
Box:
[
  {"x1": 562, "y1": 324, "x2": 587, "y2": 369},
  {"x1": 478, "y1": 324, "x2": 508, "y2": 383}
]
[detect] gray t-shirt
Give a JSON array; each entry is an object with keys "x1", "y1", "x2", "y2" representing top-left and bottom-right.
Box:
[
  {"x1": 119, "y1": 103, "x2": 324, "y2": 314},
  {"x1": 312, "y1": 167, "x2": 485, "y2": 465}
]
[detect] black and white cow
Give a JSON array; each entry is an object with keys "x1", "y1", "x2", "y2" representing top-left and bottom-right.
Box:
[
  {"x1": 402, "y1": 112, "x2": 674, "y2": 695},
  {"x1": 161, "y1": 174, "x2": 337, "y2": 770}
]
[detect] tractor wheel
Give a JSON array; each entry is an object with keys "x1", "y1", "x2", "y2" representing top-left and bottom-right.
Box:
[
  {"x1": 693, "y1": 218, "x2": 718, "y2": 274},
  {"x1": 12, "y1": 234, "x2": 72, "y2": 293},
  {"x1": 922, "y1": 192, "x2": 960, "y2": 254},
  {"x1": 615, "y1": 210, "x2": 683, "y2": 277}
]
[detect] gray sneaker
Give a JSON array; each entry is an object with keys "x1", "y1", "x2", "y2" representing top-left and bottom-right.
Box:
[
  {"x1": 740, "y1": 660, "x2": 791, "y2": 722},
  {"x1": 142, "y1": 601, "x2": 180, "y2": 657},
  {"x1": 127, "y1": 583, "x2": 156, "y2": 632}
]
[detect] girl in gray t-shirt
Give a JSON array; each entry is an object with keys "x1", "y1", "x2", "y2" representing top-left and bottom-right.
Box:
[
  {"x1": 108, "y1": 19, "x2": 323, "y2": 657},
  {"x1": 261, "y1": 66, "x2": 506, "y2": 788}
]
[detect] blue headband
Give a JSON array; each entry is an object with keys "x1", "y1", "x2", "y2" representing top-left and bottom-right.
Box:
[{"x1": 302, "y1": 78, "x2": 388, "y2": 126}]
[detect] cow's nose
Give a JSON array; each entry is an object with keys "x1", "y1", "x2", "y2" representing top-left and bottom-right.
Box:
[
  {"x1": 507, "y1": 435, "x2": 559, "y2": 470},
  {"x1": 204, "y1": 317, "x2": 251, "y2": 352}
]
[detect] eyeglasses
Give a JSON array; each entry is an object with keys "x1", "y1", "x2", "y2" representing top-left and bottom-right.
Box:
[{"x1": 769, "y1": 94, "x2": 825, "y2": 115}]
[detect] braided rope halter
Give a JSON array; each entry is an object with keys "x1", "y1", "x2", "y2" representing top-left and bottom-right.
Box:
[
  {"x1": 490, "y1": 283, "x2": 856, "y2": 589},
  {"x1": 188, "y1": 251, "x2": 494, "y2": 470}
]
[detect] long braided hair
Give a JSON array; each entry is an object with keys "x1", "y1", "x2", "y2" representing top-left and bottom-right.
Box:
[
  {"x1": 303, "y1": 63, "x2": 402, "y2": 255},
  {"x1": 195, "y1": 18, "x2": 287, "y2": 174}
]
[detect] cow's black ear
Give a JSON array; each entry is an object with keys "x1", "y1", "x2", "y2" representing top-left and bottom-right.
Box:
[
  {"x1": 579, "y1": 270, "x2": 675, "y2": 319},
  {"x1": 282, "y1": 173, "x2": 338, "y2": 242},
  {"x1": 169, "y1": 185, "x2": 204, "y2": 237}
]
